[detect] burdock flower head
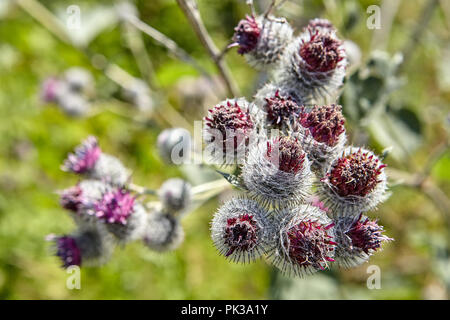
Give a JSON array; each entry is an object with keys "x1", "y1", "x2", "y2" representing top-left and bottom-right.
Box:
[
  {"x1": 242, "y1": 135, "x2": 313, "y2": 207},
  {"x1": 49, "y1": 235, "x2": 82, "y2": 268},
  {"x1": 254, "y1": 83, "x2": 303, "y2": 131},
  {"x1": 296, "y1": 104, "x2": 346, "y2": 171},
  {"x1": 60, "y1": 185, "x2": 84, "y2": 212},
  {"x1": 211, "y1": 198, "x2": 272, "y2": 263},
  {"x1": 94, "y1": 189, "x2": 146, "y2": 242},
  {"x1": 203, "y1": 98, "x2": 257, "y2": 165},
  {"x1": 158, "y1": 178, "x2": 192, "y2": 216},
  {"x1": 95, "y1": 189, "x2": 135, "y2": 224},
  {"x1": 59, "y1": 180, "x2": 112, "y2": 225},
  {"x1": 142, "y1": 211, "x2": 184, "y2": 252},
  {"x1": 62, "y1": 136, "x2": 130, "y2": 186},
  {"x1": 299, "y1": 31, "x2": 344, "y2": 73},
  {"x1": 231, "y1": 15, "x2": 293, "y2": 70},
  {"x1": 269, "y1": 205, "x2": 336, "y2": 277},
  {"x1": 231, "y1": 15, "x2": 261, "y2": 55},
  {"x1": 318, "y1": 147, "x2": 389, "y2": 217},
  {"x1": 276, "y1": 23, "x2": 346, "y2": 104},
  {"x1": 334, "y1": 214, "x2": 393, "y2": 268},
  {"x1": 62, "y1": 136, "x2": 101, "y2": 174},
  {"x1": 47, "y1": 226, "x2": 114, "y2": 269}
]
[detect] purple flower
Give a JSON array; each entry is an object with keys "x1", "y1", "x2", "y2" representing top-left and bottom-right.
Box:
[
  {"x1": 299, "y1": 104, "x2": 346, "y2": 147},
  {"x1": 41, "y1": 77, "x2": 62, "y2": 103},
  {"x1": 327, "y1": 148, "x2": 387, "y2": 198},
  {"x1": 299, "y1": 31, "x2": 344, "y2": 73},
  {"x1": 275, "y1": 25, "x2": 347, "y2": 104},
  {"x1": 204, "y1": 99, "x2": 255, "y2": 151},
  {"x1": 231, "y1": 15, "x2": 293, "y2": 70},
  {"x1": 286, "y1": 220, "x2": 336, "y2": 271},
  {"x1": 62, "y1": 136, "x2": 101, "y2": 174},
  {"x1": 203, "y1": 98, "x2": 255, "y2": 163},
  {"x1": 333, "y1": 214, "x2": 393, "y2": 267},
  {"x1": 231, "y1": 15, "x2": 261, "y2": 55},
  {"x1": 346, "y1": 214, "x2": 393, "y2": 255},
  {"x1": 269, "y1": 205, "x2": 336, "y2": 277},
  {"x1": 242, "y1": 136, "x2": 313, "y2": 208},
  {"x1": 264, "y1": 90, "x2": 302, "y2": 128},
  {"x1": 94, "y1": 189, "x2": 135, "y2": 225},
  {"x1": 211, "y1": 198, "x2": 271, "y2": 263},
  {"x1": 265, "y1": 136, "x2": 306, "y2": 174},
  {"x1": 48, "y1": 235, "x2": 82, "y2": 268},
  {"x1": 59, "y1": 185, "x2": 84, "y2": 212},
  {"x1": 223, "y1": 214, "x2": 260, "y2": 257}
]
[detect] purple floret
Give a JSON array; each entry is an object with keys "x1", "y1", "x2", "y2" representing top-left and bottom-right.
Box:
[
  {"x1": 94, "y1": 189, "x2": 135, "y2": 225},
  {"x1": 63, "y1": 136, "x2": 101, "y2": 174}
]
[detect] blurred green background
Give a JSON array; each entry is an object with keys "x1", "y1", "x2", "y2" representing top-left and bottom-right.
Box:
[{"x1": 0, "y1": 0, "x2": 449, "y2": 299}]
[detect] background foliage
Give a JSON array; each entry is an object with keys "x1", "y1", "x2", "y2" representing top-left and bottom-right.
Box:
[{"x1": 0, "y1": 0, "x2": 449, "y2": 299}]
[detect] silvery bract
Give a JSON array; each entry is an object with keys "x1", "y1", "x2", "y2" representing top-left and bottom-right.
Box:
[{"x1": 211, "y1": 198, "x2": 272, "y2": 263}]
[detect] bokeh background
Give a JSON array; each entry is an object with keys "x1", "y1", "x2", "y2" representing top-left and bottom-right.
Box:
[{"x1": 0, "y1": 0, "x2": 449, "y2": 299}]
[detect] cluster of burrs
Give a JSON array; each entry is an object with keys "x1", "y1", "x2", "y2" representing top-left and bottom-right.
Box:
[{"x1": 205, "y1": 15, "x2": 392, "y2": 277}]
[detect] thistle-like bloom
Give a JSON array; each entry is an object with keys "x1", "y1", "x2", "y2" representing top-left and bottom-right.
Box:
[
  {"x1": 268, "y1": 205, "x2": 336, "y2": 277},
  {"x1": 231, "y1": 15, "x2": 293, "y2": 70},
  {"x1": 94, "y1": 189, "x2": 146, "y2": 242},
  {"x1": 318, "y1": 147, "x2": 389, "y2": 217},
  {"x1": 203, "y1": 98, "x2": 257, "y2": 165},
  {"x1": 49, "y1": 235, "x2": 82, "y2": 268},
  {"x1": 334, "y1": 214, "x2": 393, "y2": 268},
  {"x1": 231, "y1": 15, "x2": 261, "y2": 55},
  {"x1": 254, "y1": 83, "x2": 303, "y2": 131},
  {"x1": 59, "y1": 180, "x2": 111, "y2": 220},
  {"x1": 95, "y1": 189, "x2": 135, "y2": 224},
  {"x1": 157, "y1": 128, "x2": 192, "y2": 165},
  {"x1": 142, "y1": 212, "x2": 184, "y2": 252},
  {"x1": 296, "y1": 104, "x2": 346, "y2": 172},
  {"x1": 48, "y1": 226, "x2": 114, "y2": 269},
  {"x1": 62, "y1": 136, "x2": 101, "y2": 174},
  {"x1": 158, "y1": 178, "x2": 192, "y2": 216},
  {"x1": 299, "y1": 32, "x2": 343, "y2": 73},
  {"x1": 211, "y1": 198, "x2": 272, "y2": 263},
  {"x1": 242, "y1": 135, "x2": 313, "y2": 207},
  {"x1": 60, "y1": 185, "x2": 84, "y2": 213},
  {"x1": 62, "y1": 136, "x2": 130, "y2": 186},
  {"x1": 275, "y1": 25, "x2": 346, "y2": 104}
]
